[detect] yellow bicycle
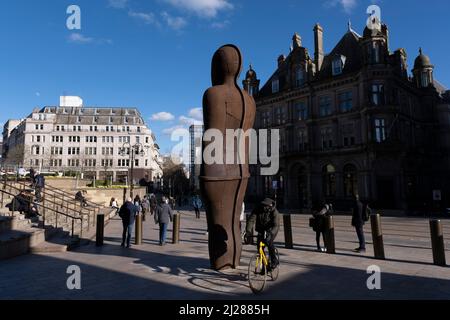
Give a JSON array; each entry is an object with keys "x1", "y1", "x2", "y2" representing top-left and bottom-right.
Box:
[{"x1": 247, "y1": 234, "x2": 279, "y2": 294}]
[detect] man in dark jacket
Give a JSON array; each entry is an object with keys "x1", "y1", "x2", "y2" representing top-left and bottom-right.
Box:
[
  {"x1": 351, "y1": 194, "x2": 366, "y2": 253},
  {"x1": 156, "y1": 196, "x2": 174, "y2": 246},
  {"x1": 245, "y1": 198, "x2": 280, "y2": 268},
  {"x1": 119, "y1": 197, "x2": 138, "y2": 248},
  {"x1": 34, "y1": 171, "x2": 45, "y2": 202}
]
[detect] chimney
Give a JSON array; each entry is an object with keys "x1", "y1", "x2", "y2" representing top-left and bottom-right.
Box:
[{"x1": 314, "y1": 23, "x2": 324, "y2": 71}]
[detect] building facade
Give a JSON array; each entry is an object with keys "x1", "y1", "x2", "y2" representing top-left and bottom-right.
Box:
[
  {"x1": 189, "y1": 124, "x2": 204, "y2": 190},
  {"x1": 245, "y1": 22, "x2": 450, "y2": 212},
  {"x1": 2, "y1": 96, "x2": 163, "y2": 183}
]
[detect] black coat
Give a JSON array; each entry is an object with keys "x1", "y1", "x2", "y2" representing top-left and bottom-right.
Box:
[
  {"x1": 119, "y1": 201, "x2": 138, "y2": 226},
  {"x1": 351, "y1": 200, "x2": 364, "y2": 227},
  {"x1": 246, "y1": 205, "x2": 280, "y2": 239},
  {"x1": 35, "y1": 175, "x2": 45, "y2": 188}
]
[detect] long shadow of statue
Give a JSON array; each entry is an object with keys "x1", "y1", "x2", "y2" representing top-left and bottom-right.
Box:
[{"x1": 200, "y1": 44, "x2": 256, "y2": 271}]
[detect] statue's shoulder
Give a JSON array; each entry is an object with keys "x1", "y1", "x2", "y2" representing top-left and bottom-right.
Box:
[{"x1": 203, "y1": 85, "x2": 225, "y2": 103}]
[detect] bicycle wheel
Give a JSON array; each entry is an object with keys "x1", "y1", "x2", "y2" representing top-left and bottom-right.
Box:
[
  {"x1": 269, "y1": 248, "x2": 280, "y2": 281},
  {"x1": 248, "y1": 254, "x2": 266, "y2": 294}
]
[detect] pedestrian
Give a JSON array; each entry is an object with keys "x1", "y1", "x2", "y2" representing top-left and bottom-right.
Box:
[
  {"x1": 110, "y1": 197, "x2": 119, "y2": 213},
  {"x1": 240, "y1": 202, "x2": 246, "y2": 241},
  {"x1": 149, "y1": 194, "x2": 157, "y2": 216},
  {"x1": 310, "y1": 203, "x2": 333, "y2": 252},
  {"x1": 75, "y1": 190, "x2": 88, "y2": 207},
  {"x1": 192, "y1": 194, "x2": 202, "y2": 219},
  {"x1": 352, "y1": 194, "x2": 368, "y2": 253},
  {"x1": 142, "y1": 195, "x2": 150, "y2": 221},
  {"x1": 34, "y1": 171, "x2": 45, "y2": 203},
  {"x1": 155, "y1": 196, "x2": 174, "y2": 246},
  {"x1": 118, "y1": 197, "x2": 138, "y2": 248},
  {"x1": 29, "y1": 168, "x2": 36, "y2": 186}
]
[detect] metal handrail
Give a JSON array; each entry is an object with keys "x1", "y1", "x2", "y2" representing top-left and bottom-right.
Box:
[{"x1": 0, "y1": 188, "x2": 83, "y2": 238}]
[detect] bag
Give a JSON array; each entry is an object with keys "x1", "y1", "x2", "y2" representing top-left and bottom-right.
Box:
[{"x1": 363, "y1": 205, "x2": 371, "y2": 222}]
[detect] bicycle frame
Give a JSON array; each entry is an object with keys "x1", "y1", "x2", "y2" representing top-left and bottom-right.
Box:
[{"x1": 256, "y1": 241, "x2": 269, "y2": 269}]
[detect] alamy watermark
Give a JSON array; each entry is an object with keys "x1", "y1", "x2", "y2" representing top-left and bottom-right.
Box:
[
  {"x1": 66, "y1": 265, "x2": 82, "y2": 290},
  {"x1": 366, "y1": 265, "x2": 381, "y2": 290},
  {"x1": 170, "y1": 128, "x2": 280, "y2": 176},
  {"x1": 66, "y1": 5, "x2": 81, "y2": 30}
]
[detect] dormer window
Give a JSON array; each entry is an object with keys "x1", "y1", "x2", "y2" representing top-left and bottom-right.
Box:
[
  {"x1": 272, "y1": 78, "x2": 279, "y2": 94},
  {"x1": 332, "y1": 55, "x2": 346, "y2": 76},
  {"x1": 295, "y1": 67, "x2": 305, "y2": 87}
]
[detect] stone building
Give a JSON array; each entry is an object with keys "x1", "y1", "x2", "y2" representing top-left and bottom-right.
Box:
[
  {"x1": 245, "y1": 22, "x2": 450, "y2": 212},
  {"x1": 2, "y1": 96, "x2": 163, "y2": 183}
]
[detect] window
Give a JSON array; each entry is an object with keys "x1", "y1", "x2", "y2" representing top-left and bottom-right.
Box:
[
  {"x1": 135, "y1": 159, "x2": 139, "y2": 167},
  {"x1": 338, "y1": 91, "x2": 353, "y2": 112},
  {"x1": 322, "y1": 165, "x2": 336, "y2": 197},
  {"x1": 319, "y1": 96, "x2": 332, "y2": 117},
  {"x1": 295, "y1": 67, "x2": 305, "y2": 87},
  {"x1": 343, "y1": 164, "x2": 358, "y2": 197},
  {"x1": 370, "y1": 84, "x2": 385, "y2": 106},
  {"x1": 321, "y1": 127, "x2": 333, "y2": 150},
  {"x1": 421, "y1": 72, "x2": 430, "y2": 87},
  {"x1": 136, "y1": 136, "x2": 140, "y2": 144},
  {"x1": 332, "y1": 55, "x2": 346, "y2": 76},
  {"x1": 375, "y1": 119, "x2": 386, "y2": 143},
  {"x1": 35, "y1": 124, "x2": 39, "y2": 130},
  {"x1": 41, "y1": 124, "x2": 44, "y2": 130},
  {"x1": 295, "y1": 102, "x2": 308, "y2": 121},
  {"x1": 146, "y1": 137, "x2": 149, "y2": 144},
  {"x1": 298, "y1": 130, "x2": 308, "y2": 151},
  {"x1": 369, "y1": 42, "x2": 380, "y2": 64},
  {"x1": 272, "y1": 78, "x2": 279, "y2": 93},
  {"x1": 261, "y1": 111, "x2": 271, "y2": 127}
]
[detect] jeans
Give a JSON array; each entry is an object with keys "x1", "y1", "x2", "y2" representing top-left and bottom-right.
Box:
[
  {"x1": 159, "y1": 223, "x2": 168, "y2": 245},
  {"x1": 355, "y1": 225, "x2": 366, "y2": 250},
  {"x1": 122, "y1": 223, "x2": 133, "y2": 247}
]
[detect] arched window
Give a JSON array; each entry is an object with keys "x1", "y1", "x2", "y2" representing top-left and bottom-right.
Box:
[
  {"x1": 343, "y1": 164, "x2": 358, "y2": 197},
  {"x1": 322, "y1": 164, "x2": 336, "y2": 197}
]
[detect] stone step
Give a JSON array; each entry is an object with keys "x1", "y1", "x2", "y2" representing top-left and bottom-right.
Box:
[{"x1": 0, "y1": 227, "x2": 46, "y2": 260}]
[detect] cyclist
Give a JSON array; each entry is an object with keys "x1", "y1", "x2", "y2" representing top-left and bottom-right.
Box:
[{"x1": 244, "y1": 198, "x2": 280, "y2": 270}]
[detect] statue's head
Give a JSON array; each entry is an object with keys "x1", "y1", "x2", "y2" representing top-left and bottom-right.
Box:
[{"x1": 211, "y1": 44, "x2": 242, "y2": 85}]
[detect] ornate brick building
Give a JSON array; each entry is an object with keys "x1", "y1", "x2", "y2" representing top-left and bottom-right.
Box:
[{"x1": 245, "y1": 22, "x2": 450, "y2": 212}]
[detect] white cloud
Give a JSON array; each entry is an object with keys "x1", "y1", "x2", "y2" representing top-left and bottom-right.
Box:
[
  {"x1": 68, "y1": 33, "x2": 93, "y2": 44},
  {"x1": 35, "y1": 92, "x2": 41, "y2": 97},
  {"x1": 128, "y1": 11, "x2": 160, "y2": 26},
  {"x1": 188, "y1": 108, "x2": 203, "y2": 121},
  {"x1": 108, "y1": 0, "x2": 128, "y2": 9},
  {"x1": 325, "y1": 0, "x2": 357, "y2": 13},
  {"x1": 179, "y1": 115, "x2": 202, "y2": 126},
  {"x1": 163, "y1": 0, "x2": 233, "y2": 18},
  {"x1": 67, "y1": 33, "x2": 112, "y2": 45},
  {"x1": 211, "y1": 20, "x2": 230, "y2": 29},
  {"x1": 162, "y1": 125, "x2": 185, "y2": 136},
  {"x1": 161, "y1": 12, "x2": 188, "y2": 30},
  {"x1": 151, "y1": 112, "x2": 175, "y2": 121}
]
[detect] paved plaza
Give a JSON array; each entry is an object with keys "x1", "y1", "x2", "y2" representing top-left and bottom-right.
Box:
[{"x1": 0, "y1": 211, "x2": 449, "y2": 300}]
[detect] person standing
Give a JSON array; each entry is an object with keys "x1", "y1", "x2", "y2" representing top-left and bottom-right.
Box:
[
  {"x1": 29, "y1": 168, "x2": 36, "y2": 186},
  {"x1": 156, "y1": 196, "x2": 173, "y2": 246},
  {"x1": 34, "y1": 171, "x2": 45, "y2": 203},
  {"x1": 142, "y1": 195, "x2": 150, "y2": 221},
  {"x1": 119, "y1": 197, "x2": 138, "y2": 248},
  {"x1": 149, "y1": 194, "x2": 157, "y2": 216},
  {"x1": 311, "y1": 203, "x2": 332, "y2": 252},
  {"x1": 192, "y1": 194, "x2": 202, "y2": 219},
  {"x1": 352, "y1": 194, "x2": 366, "y2": 253}
]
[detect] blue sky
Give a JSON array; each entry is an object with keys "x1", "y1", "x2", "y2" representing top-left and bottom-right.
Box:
[{"x1": 1, "y1": 0, "x2": 449, "y2": 154}]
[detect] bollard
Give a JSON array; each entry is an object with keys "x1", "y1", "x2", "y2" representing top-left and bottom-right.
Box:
[
  {"x1": 96, "y1": 213, "x2": 105, "y2": 247},
  {"x1": 370, "y1": 214, "x2": 385, "y2": 259},
  {"x1": 430, "y1": 220, "x2": 446, "y2": 266},
  {"x1": 135, "y1": 214, "x2": 143, "y2": 245},
  {"x1": 325, "y1": 216, "x2": 336, "y2": 254},
  {"x1": 283, "y1": 214, "x2": 293, "y2": 249},
  {"x1": 172, "y1": 213, "x2": 180, "y2": 244}
]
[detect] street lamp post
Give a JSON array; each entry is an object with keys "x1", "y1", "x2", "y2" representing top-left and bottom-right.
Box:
[{"x1": 119, "y1": 142, "x2": 147, "y2": 199}]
